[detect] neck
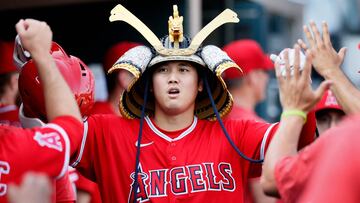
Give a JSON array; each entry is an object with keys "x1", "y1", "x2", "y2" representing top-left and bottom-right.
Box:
[
  {"x1": 230, "y1": 86, "x2": 257, "y2": 110},
  {"x1": 0, "y1": 92, "x2": 16, "y2": 106},
  {"x1": 107, "y1": 87, "x2": 123, "y2": 116},
  {"x1": 153, "y1": 108, "x2": 195, "y2": 131}
]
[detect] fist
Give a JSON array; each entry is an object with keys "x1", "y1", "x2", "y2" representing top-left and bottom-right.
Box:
[{"x1": 15, "y1": 19, "x2": 52, "y2": 58}]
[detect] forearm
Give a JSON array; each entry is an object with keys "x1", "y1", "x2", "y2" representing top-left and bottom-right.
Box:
[
  {"x1": 261, "y1": 116, "x2": 304, "y2": 195},
  {"x1": 322, "y1": 68, "x2": 360, "y2": 114},
  {"x1": 15, "y1": 19, "x2": 82, "y2": 123},
  {"x1": 32, "y1": 53, "x2": 81, "y2": 122}
]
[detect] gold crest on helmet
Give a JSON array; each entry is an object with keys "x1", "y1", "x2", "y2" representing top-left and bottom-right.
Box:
[{"x1": 168, "y1": 5, "x2": 184, "y2": 48}]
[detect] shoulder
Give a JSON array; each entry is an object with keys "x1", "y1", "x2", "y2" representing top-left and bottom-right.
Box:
[
  {"x1": 87, "y1": 114, "x2": 138, "y2": 125},
  {"x1": 89, "y1": 101, "x2": 114, "y2": 115}
]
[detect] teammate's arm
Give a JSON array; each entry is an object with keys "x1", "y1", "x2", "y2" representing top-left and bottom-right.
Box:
[
  {"x1": 15, "y1": 19, "x2": 81, "y2": 123},
  {"x1": 260, "y1": 45, "x2": 330, "y2": 196},
  {"x1": 298, "y1": 21, "x2": 360, "y2": 114}
]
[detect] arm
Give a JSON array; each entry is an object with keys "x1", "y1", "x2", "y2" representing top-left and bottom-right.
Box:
[
  {"x1": 298, "y1": 21, "x2": 360, "y2": 114},
  {"x1": 260, "y1": 45, "x2": 330, "y2": 195},
  {"x1": 15, "y1": 19, "x2": 81, "y2": 123}
]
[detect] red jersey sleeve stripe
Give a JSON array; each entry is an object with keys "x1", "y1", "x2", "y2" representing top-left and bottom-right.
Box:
[
  {"x1": 260, "y1": 123, "x2": 278, "y2": 160},
  {"x1": 71, "y1": 120, "x2": 88, "y2": 167},
  {"x1": 45, "y1": 123, "x2": 71, "y2": 179}
]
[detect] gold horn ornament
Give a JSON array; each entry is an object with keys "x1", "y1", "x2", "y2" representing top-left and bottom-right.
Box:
[{"x1": 109, "y1": 4, "x2": 240, "y2": 56}]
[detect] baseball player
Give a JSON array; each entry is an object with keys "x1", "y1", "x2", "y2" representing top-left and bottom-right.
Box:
[
  {"x1": 89, "y1": 41, "x2": 141, "y2": 116},
  {"x1": 68, "y1": 5, "x2": 319, "y2": 203},
  {"x1": 222, "y1": 39, "x2": 273, "y2": 122},
  {"x1": 15, "y1": 36, "x2": 95, "y2": 203},
  {"x1": 261, "y1": 21, "x2": 360, "y2": 202},
  {"x1": 0, "y1": 19, "x2": 84, "y2": 202},
  {"x1": 222, "y1": 40, "x2": 276, "y2": 203},
  {"x1": 0, "y1": 41, "x2": 21, "y2": 127}
]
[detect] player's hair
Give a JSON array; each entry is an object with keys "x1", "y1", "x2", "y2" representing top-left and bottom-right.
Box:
[{"x1": 0, "y1": 72, "x2": 16, "y2": 97}]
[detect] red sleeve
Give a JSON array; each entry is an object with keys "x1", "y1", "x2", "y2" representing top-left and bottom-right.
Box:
[
  {"x1": 70, "y1": 115, "x2": 101, "y2": 181},
  {"x1": 74, "y1": 170, "x2": 102, "y2": 203},
  {"x1": 50, "y1": 116, "x2": 84, "y2": 157},
  {"x1": 0, "y1": 116, "x2": 82, "y2": 183},
  {"x1": 75, "y1": 171, "x2": 99, "y2": 193},
  {"x1": 274, "y1": 136, "x2": 324, "y2": 202},
  {"x1": 244, "y1": 111, "x2": 316, "y2": 178},
  {"x1": 224, "y1": 120, "x2": 279, "y2": 178},
  {"x1": 241, "y1": 121, "x2": 279, "y2": 178},
  {"x1": 297, "y1": 111, "x2": 316, "y2": 150},
  {"x1": 55, "y1": 169, "x2": 76, "y2": 203}
]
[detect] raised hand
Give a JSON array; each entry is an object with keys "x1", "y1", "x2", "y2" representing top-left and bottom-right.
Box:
[
  {"x1": 298, "y1": 21, "x2": 346, "y2": 78},
  {"x1": 276, "y1": 44, "x2": 331, "y2": 113},
  {"x1": 15, "y1": 19, "x2": 52, "y2": 59}
]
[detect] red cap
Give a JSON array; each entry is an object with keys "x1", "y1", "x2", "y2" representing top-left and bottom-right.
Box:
[
  {"x1": 0, "y1": 41, "x2": 17, "y2": 75},
  {"x1": 222, "y1": 39, "x2": 273, "y2": 80},
  {"x1": 103, "y1": 41, "x2": 141, "y2": 73},
  {"x1": 315, "y1": 90, "x2": 343, "y2": 112}
]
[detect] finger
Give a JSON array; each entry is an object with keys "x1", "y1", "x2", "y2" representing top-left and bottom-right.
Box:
[
  {"x1": 15, "y1": 19, "x2": 25, "y2": 35},
  {"x1": 274, "y1": 60, "x2": 284, "y2": 86},
  {"x1": 303, "y1": 25, "x2": 316, "y2": 48},
  {"x1": 314, "y1": 80, "x2": 333, "y2": 102},
  {"x1": 310, "y1": 21, "x2": 324, "y2": 48},
  {"x1": 293, "y1": 45, "x2": 300, "y2": 80},
  {"x1": 322, "y1": 21, "x2": 332, "y2": 47},
  {"x1": 301, "y1": 50, "x2": 313, "y2": 83},
  {"x1": 23, "y1": 19, "x2": 38, "y2": 35},
  {"x1": 283, "y1": 49, "x2": 291, "y2": 79},
  {"x1": 338, "y1": 47, "x2": 347, "y2": 62},
  {"x1": 297, "y1": 39, "x2": 308, "y2": 51}
]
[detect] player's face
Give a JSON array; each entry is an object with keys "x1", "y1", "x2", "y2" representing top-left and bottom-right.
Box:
[
  {"x1": 252, "y1": 70, "x2": 269, "y2": 101},
  {"x1": 316, "y1": 109, "x2": 345, "y2": 135},
  {"x1": 152, "y1": 61, "x2": 201, "y2": 116}
]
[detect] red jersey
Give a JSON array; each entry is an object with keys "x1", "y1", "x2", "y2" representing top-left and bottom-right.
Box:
[
  {"x1": 0, "y1": 116, "x2": 82, "y2": 203},
  {"x1": 72, "y1": 170, "x2": 102, "y2": 203},
  {"x1": 225, "y1": 105, "x2": 265, "y2": 122},
  {"x1": 55, "y1": 170, "x2": 76, "y2": 203},
  {"x1": 0, "y1": 105, "x2": 21, "y2": 127},
  {"x1": 80, "y1": 101, "x2": 112, "y2": 203},
  {"x1": 88, "y1": 101, "x2": 115, "y2": 115},
  {"x1": 224, "y1": 105, "x2": 275, "y2": 202},
  {"x1": 275, "y1": 115, "x2": 360, "y2": 203},
  {"x1": 71, "y1": 114, "x2": 313, "y2": 203}
]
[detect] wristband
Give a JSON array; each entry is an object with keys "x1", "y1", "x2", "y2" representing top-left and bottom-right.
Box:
[{"x1": 281, "y1": 109, "x2": 307, "y2": 123}]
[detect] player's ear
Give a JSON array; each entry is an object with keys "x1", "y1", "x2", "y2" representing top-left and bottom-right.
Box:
[
  {"x1": 10, "y1": 73, "x2": 19, "y2": 91},
  {"x1": 118, "y1": 69, "x2": 134, "y2": 89},
  {"x1": 198, "y1": 79, "x2": 203, "y2": 92},
  {"x1": 246, "y1": 71, "x2": 257, "y2": 85}
]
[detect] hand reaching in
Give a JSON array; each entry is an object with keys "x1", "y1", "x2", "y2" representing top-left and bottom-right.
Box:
[
  {"x1": 297, "y1": 21, "x2": 346, "y2": 78},
  {"x1": 276, "y1": 44, "x2": 331, "y2": 113}
]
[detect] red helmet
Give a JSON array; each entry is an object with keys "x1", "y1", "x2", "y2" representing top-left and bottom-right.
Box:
[{"x1": 18, "y1": 42, "x2": 95, "y2": 122}]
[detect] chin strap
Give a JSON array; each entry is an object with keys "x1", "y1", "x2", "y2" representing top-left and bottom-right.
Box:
[
  {"x1": 202, "y1": 74, "x2": 263, "y2": 164},
  {"x1": 133, "y1": 74, "x2": 150, "y2": 203}
]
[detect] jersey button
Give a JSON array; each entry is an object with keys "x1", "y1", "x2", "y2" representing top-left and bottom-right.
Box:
[
  {"x1": 171, "y1": 156, "x2": 177, "y2": 161},
  {"x1": 171, "y1": 143, "x2": 176, "y2": 147}
]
